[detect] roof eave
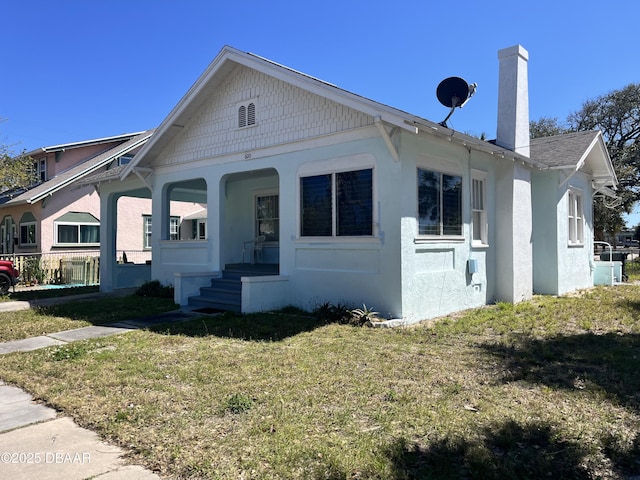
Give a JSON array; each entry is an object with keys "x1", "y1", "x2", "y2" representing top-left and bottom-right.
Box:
[
  {"x1": 25, "y1": 131, "x2": 146, "y2": 157},
  {"x1": 27, "y1": 131, "x2": 153, "y2": 203}
]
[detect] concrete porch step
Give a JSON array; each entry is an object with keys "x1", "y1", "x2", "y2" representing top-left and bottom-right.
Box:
[{"x1": 187, "y1": 264, "x2": 278, "y2": 313}]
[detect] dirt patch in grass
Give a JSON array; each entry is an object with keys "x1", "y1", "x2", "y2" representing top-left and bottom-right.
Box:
[{"x1": 0, "y1": 286, "x2": 638, "y2": 478}]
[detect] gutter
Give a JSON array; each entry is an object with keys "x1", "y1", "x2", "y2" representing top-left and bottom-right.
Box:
[{"x1": 406, "y1": 120, "x2": 549, "y2": 170}]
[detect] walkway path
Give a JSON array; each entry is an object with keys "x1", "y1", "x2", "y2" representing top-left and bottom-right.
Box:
[{"x1": 0, "y1": 291, "x2": 198, "y2": 479}]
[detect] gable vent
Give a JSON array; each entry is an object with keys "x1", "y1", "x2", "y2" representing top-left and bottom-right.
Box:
[
  {"x1": 247, "y1": 102, "x2": 255, "y2": 125},
  {"x1": 238, "y1": 105, "x2": 247, "y2": 128},
  {"x1": 237, "y1": 100, "x2": 257, "y2": 128}
]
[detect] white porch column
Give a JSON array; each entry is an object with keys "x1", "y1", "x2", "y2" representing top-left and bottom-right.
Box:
[{"x1": 99, "y1": 191, "x2": 118, "y2": 292}]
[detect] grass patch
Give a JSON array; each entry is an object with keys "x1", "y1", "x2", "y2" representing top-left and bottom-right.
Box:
[
  {"x1": 0, "y1": 286, "x2": 638, "y2": 478},
  {"x1": 0, "y1": 285, "x2": 100, "y2": 302},
  {"x1": 0, "y1": 295, "x2": 178, "y2": 342}
]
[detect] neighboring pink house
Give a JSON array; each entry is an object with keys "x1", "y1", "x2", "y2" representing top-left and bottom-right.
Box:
[{"x1": 0, "y1": 131, "x2": 205, "y2": 283}]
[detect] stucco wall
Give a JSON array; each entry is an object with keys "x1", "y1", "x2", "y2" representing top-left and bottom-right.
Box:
[
  {"x1": 397, "y1": 132, "x2": 497, "y2": 322},
  {"x1": 557, "y1": 172, "x2": 594, "y2": 294},
  {"x1": 532, "y1": 170, "x2": 560, "y2": 294},
  {"x1": 532, "y1": 170, "x2": 595, "y2": 295}
]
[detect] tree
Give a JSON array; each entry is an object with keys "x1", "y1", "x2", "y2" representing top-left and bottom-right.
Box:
[
  {"x1": 0, "y1": 121, "x2": 37, "y2": 193},
  {"x1": 529, "y1": 116, "x2": 567, "y2": 138},
  {"x1": 531, "y1": 84, "x2": 640, "y2": 240}
]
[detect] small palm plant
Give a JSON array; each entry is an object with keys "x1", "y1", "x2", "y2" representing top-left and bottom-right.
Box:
[{"x1": 349, "y1": 304, "x2": 380, "y2": 326}]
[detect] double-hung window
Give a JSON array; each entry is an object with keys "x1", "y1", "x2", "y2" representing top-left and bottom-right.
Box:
[
  {"x1": 472, "y1": 171, "x2": 488, "y2": 245},
  {"x1": 417, "y1": 168, "x2": 462, "y2": 236},
  {"x1": 143, "y1": 216, "x2": 152, "y2": 249},
  {"x1": 143, "y1": 215, "x2": 180, "y2": 248},
  {"x1": 32, "y1": 158, "x2": 47, "y2": 184},
  {"x1": 256, "y1": 194, "x2": 279, "y2": 241},
  {"x1": 300, "y1": 168, "x2": 373, "y2": 237},
  {"x1": 568, "y1": 189, "x2": 584, "y2": 245}
]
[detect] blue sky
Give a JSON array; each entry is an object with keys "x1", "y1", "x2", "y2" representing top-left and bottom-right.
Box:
[{"x1": 2, "y1": 1, "x2": 639, "y2": 224}]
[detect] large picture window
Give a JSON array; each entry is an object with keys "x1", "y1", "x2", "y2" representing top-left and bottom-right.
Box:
[
  {"x1": 417, "y1": 168, "x2": 462, "y2": 236},
  {"x1": 54, "y1": 212, "x2": 99, "y2": 246},
  {"x1": 300, "y1": 168, "x2": 373, "y2": 237}
]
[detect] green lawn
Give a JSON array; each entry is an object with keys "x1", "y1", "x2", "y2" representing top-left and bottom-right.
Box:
[
  {"x1": 0, "y1": 295, "x2": 178, "y2": 342},
  {"x1": 0, "y1": 287, "x2": 638, "y2": 479}
]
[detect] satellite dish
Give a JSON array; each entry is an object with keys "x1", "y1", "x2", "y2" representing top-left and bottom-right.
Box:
[{"x1": 436, "y1": 77, "x2": 477, "y2": 128}]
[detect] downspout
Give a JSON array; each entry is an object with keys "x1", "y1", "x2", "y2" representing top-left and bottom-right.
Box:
[{"x1": 374, "y1": 116, "x2": 399, "y2": 161}]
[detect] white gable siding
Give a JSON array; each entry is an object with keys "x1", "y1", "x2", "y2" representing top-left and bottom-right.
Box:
[{"x1": 155, "y1": 66, "x2": 374, "y2": 167}]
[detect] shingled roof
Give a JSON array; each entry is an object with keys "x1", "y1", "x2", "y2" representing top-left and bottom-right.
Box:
[{"x1": 0, "y1": 130, "x2": 154, "y2": 206}]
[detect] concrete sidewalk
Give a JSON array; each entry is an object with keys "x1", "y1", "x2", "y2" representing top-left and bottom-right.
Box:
[
  {"x1": 0, "y1": 381, "x2": 161, "y2": 480},
  {"x1": 0, "y1": 291, "x2": 202, "y2": 479}
]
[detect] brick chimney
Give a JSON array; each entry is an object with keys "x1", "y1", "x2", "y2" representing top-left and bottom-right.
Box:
[{"x1": 496, "y1": 45, "x2": 530, "y2": 157}]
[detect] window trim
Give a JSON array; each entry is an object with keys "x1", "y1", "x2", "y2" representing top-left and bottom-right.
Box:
[
  {"x1": 54, "y1": 222, "x2": 100, "y2": 247},
  {"x1": 568, "y1": 188, "x2": 584, "y2": 246},
  {"x1": 416, "y1": 166, "x2": 463, "y2": 239},
  {"x1": 471, "y1": 170, "x2": 488, "y2": 247},
  {"x1": 254, "y1": 191, "x2": 279, "y2": 243},
  {"x1": 143, "y1": 215, "x2": 180, "y2": 248},
  {"x1": 299, "y1": 167, "x2": 375, "y2": 239},
  {"x1": 143, "y1": 215, "x2": 152, "y2": 249}
]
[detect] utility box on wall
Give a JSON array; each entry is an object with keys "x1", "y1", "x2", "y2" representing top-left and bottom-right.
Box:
[{"x1": 467, "y1": 258, "x2": 478, "y2": 274}]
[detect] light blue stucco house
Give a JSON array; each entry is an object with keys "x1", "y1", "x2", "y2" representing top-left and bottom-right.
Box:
[{"x1": 92, "y1": 44, "x2": 616, "y2": 323}]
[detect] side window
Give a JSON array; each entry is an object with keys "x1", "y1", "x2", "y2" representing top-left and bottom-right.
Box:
[
  {"x1": 568, "y1": 189, "x2": 584, "y2": 245},
  {"x1": 417, "y1": 168, "x2": 462, "y2": 236},
  {"x1": 472, "y1": 172, "x2": 488, "y2": 245},
  {"x1": 143, "y1": 215, "x2": 152, "y2": 249}
]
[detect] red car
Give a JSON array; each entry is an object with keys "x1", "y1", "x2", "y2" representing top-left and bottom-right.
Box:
[{"x1": 0, "y1": 260, "x2": 20, "y2": 294}]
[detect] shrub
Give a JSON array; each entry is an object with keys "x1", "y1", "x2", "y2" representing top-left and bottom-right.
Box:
[
  {"x1": 313, "y1": 301, "x2": 352, "y2": 324},
  {"x1": 135, "y1": 280, "x2": 174, "y2": 298}
]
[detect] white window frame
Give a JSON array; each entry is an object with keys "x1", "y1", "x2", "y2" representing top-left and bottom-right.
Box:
[
  {"x1": 255, "y1": 192, "x2": 279, "y2": 242},
  {"x1": 568, "y1": 188, "x2": 584, "y2": 246},
  {"x1": 471, "y1": 170, "x2": 488, "y2": 246},
  {"x1": 170, "y1": 217, "x2": 180, "y2": 241},
  {"x1": 143, "y1": 215, "x2": 152, "y2": 249},
  {"x1": 416, "y1": 167, "x2": 463, "y2": 238},
  {"x1": 32, "y1": 158, "x2": 47, "y2": 183},
  {"x1": 145, "y1": 215, "x2": 180, "y2": 247},
  {"x1": 299, "y1": 168, "x2": 375, "y2": 239},
  {"x1": 54, "y1": 222, "x2": 100, "y2": 247}
]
